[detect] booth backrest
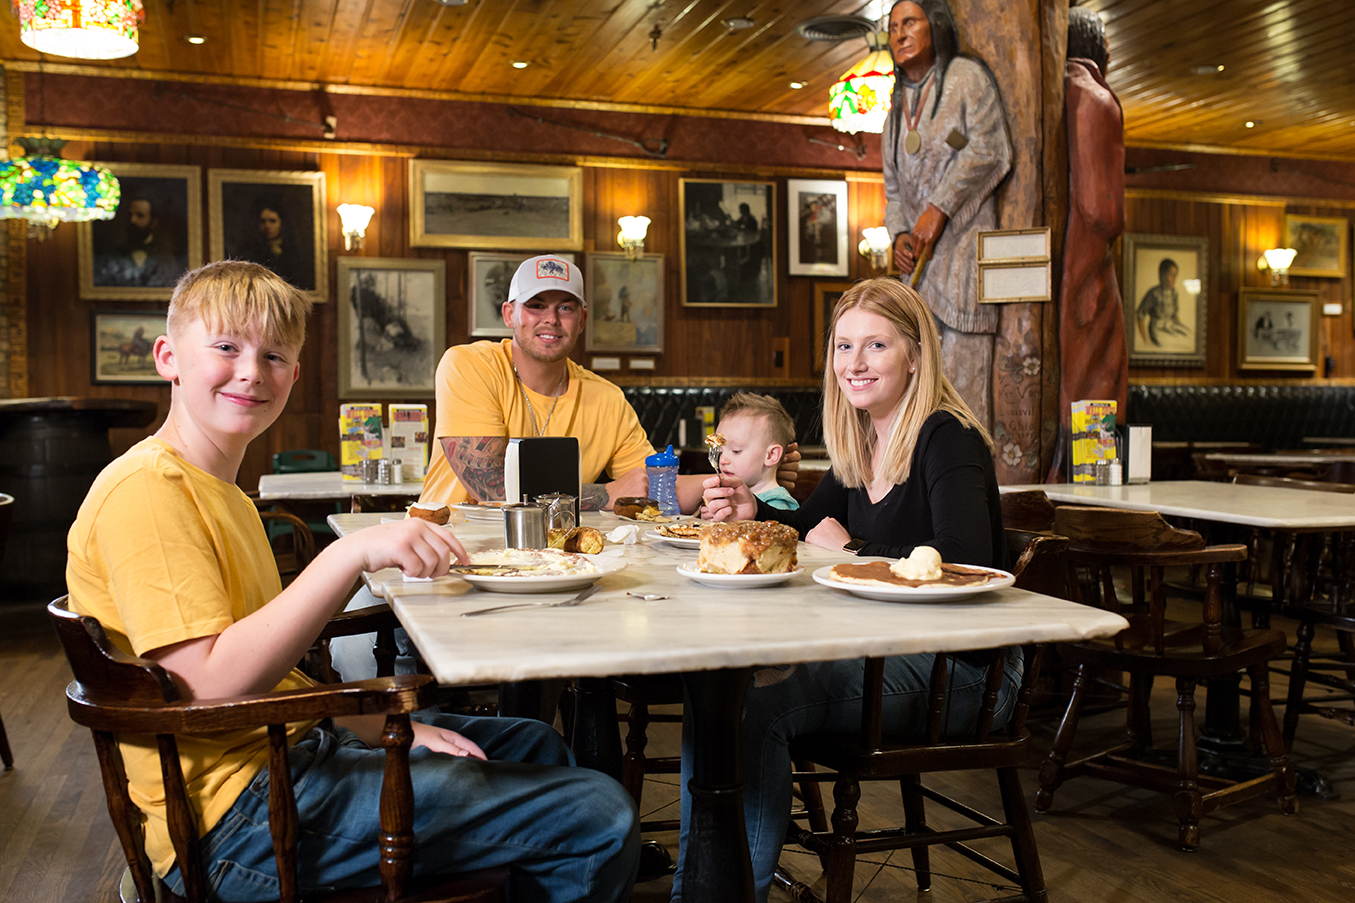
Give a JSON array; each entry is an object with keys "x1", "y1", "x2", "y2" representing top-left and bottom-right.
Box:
[
  {"x1": 1127, "y1": 384, "x2": 1355, "y2": 449},
  {"x1": 620, "y1": 386, "x2": 825, "y2": 451}
]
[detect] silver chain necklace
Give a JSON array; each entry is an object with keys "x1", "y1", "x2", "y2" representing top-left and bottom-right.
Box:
[{"x1": 513, "y1": 365, "x2": 566, "y2": 437}]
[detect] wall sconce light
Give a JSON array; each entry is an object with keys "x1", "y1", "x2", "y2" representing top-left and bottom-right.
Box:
[
  {"x1": 1257, "y1": 247, "x2": 1297, "y2": 285},
  {"x1": 859, "y1": 226, "x2": 891, "y2": 270},
  {"x1": 337, "y1": 204, "x2": 374, "y2": 251},
  {"x1": 617, "y1": 215, "x2": 651, "y2": 260}
]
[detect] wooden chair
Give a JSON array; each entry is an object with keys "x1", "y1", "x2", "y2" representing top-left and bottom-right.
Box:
[
  {"x1": 1034, "y1": 507, "x2": 1296, "y2": 850},
  {"x1": 255, "y1": 508, "x2": 317, "y2": 585},
  {"x1": 1000, "y1": 489, "x2": 1057, "y2": 533},
  {"x1": 772, "y1": 529, "x2": 1068, "y2": 903},
  {"x1": 0, "y1": 707, "x2": 11, "y2": 769},
  {"x1": 47, "y1": 597, "x2": 507, "y2": 903}
]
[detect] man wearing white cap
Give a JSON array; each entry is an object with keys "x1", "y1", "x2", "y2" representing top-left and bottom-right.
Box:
[{"x1": 421, "y1": 253, "x2": 706, "y2": 511}]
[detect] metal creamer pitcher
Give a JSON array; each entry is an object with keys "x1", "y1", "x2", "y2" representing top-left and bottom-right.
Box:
[{"x1": 536, "y1": 493, "x2": 576, "y2": 533}]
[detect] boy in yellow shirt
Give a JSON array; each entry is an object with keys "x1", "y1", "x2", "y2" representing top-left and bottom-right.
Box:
[{"x1": 66, "y1": 261, "x2": 638, "y2": 902}]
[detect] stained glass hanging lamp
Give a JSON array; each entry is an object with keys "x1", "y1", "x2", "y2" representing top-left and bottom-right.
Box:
[
  {"x1": 0, "y1": 138, "x2": 120, "y2": 239},
  {"x1": 829, "y1": 29, "x2": 894, "y2": 135},
  {"x1": 14, "y1": 0, "x2": 144, "y2": 60}
]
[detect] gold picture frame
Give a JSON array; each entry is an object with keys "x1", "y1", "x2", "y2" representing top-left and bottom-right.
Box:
[
  {"x1": 208, "y1": 169, "x2": 328, "y2": 300},
  {"x1": 336, "y1": 257, "x2": 447, "y2": 398},
  {"x1": 1284, "y1": 213, "x2": 1349, "y2": 279},
  {"x1": 409, "y1": 160, "x2": 583, "y2": 251},
  {"x1": 1237, "y1": 287, "x2": 1319, "y2": 373},
  {"x1": 77, "y1": 162, "x2": 202, "y2": 301},
  {"x1": 679, "y1": 178, "x2": 777, "y2": 307}
]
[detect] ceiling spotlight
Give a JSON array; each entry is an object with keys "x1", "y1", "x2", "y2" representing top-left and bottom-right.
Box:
[
  {"x1": 1245, "y1": 120, "x2": 1257, "y2": 128},
  {"x1": 510, "y1": 60, "x2": 529, "y2": 69},
  {"x1": 1190, "y1": 64, "x2": 1224, "y2": 75},
  {"x1": 789, "y1": 81, "x2": 805, "y2": 89},
  {"x1": 433, "y1": 0, "x2": 470, "y2": 5},
  {"x1": 722, "y1": 16, "x2": 754, "y2": 29},
  {"x1": 184, "y1": 34, "x2": 206, "y2": 45}
]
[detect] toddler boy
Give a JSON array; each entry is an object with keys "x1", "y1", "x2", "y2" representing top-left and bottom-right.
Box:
[
  {"x1": 65, "y1": 261, "x2": 638, "y2": 902},
  {"x1": 715, "y1": 392, "x2": 799, "y2": 510}
]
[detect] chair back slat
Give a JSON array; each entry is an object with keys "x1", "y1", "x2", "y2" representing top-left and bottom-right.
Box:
[
  {"x1": 973, "y1": 649, "x2": 1006, "y2": 742},
  {"x1": 925, "y1": 655, "x2": 948, "y2": 745},
  {"x1": 268, "y1": 723, "x2": 300, "y2": 903},
  {"x1": 1009, "y1": 646, "x2": 1045, "y2": 736},
  {"x1": 93, "y1": 729, "x2": 157, "y2": 903},
  {"x1": 1054, "y1": 506, "x2": 1204, "y2": 553},
  {"x1": 379, "y1": 715, "x2": 418, "y2": 898},
  {"x1": 158, "y1": 733, "x2": 206, "y2": 899},
  {"x1": 860, "y1": 659, "x2": 885, "y2": 750}
]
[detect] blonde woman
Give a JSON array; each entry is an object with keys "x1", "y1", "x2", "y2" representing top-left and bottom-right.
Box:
[{"x1": 673, "y1": 278, "x2": 1018, "y2": 903}]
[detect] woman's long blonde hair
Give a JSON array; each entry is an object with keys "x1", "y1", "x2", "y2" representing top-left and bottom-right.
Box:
[{"x1": 823, "y1": 278, "x2": 992, "y2": 488}]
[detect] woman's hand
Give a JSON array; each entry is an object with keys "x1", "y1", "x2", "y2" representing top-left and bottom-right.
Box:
[
  {"x1": 700, "y1": 474, "x2": 757, "y2": 522},
  {"x1": 344, "y1": 518, "x2": 469, "y2": 578},
  {"x1": 805, "y1": 516, "x2": 853, "y2": 551},
  {"x1": 411, "y1": 722, "x2": 487, "y2": 760}
]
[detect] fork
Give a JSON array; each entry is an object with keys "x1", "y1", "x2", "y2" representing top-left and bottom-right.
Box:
[{"x1": 460, "y1": 584, "x2": 601, "y2": 617}]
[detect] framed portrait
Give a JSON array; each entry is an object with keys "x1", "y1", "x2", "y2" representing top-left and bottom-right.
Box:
[
  {"x1": 90, "y1": 309, "x2": 167, "y2": 385},
  {"x1": 680, "y1": 178, "x2": 776, "y2": 308},
  {"x1": 787, "y1": 178, "x2": 849, "y2": 277},
  {"x1": 468, "y1": 251, "x2": 576, "y2": 337},
  {"x1": 586, "y1": 253, "x2": 664, "y2": 354},
  {"x1": 812, "y1": 280, "x2": 855, "y2": 373},
  {"x1": 336, "y1": 258, "x2": 447, "y2": 398},
  {"x1": 208, "y1": 169, "x2": 327, "y2": 299},
  {"x1": 409, "y1": 160, "x2": 583, "y2": 251},
  {"x1": 1121, "y1": 233, "x2": 1208, "y2": 367},
  {"x1": 1284, "y1": 213, "x2": 1349, "y2": 278},
  {"x1": 77, "y1": 163, "x2": 202, "y2": 301},
  {"x1": 1237, "y1": 287, "x2": 1319, "y2": 372}
]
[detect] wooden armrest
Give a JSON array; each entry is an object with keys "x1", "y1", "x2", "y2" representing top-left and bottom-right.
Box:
[
  {"x1": 66, "y1": 674, "x2": 436, "y2": 734},
  {"x1": 320, "y1": 604, "x2": 400, "y2": 639},
  {"x1": 1070, "y1": 543, "x2": 1248, "y2": 567}
]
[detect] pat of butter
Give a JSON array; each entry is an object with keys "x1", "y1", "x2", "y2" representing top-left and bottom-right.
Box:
[{"x1": 890, "y1": 546, "x2": 943, "y2": 581}]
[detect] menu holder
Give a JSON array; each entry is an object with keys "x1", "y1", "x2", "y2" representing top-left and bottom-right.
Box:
[{"x1": 504, "y1": 437, "x2": 582, "y2": 522}]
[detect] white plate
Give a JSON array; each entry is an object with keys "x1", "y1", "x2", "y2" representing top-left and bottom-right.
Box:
[
  {"x1": 610, "y1": 511, "x2": 694, "y2": 526},
  {"x1": 811, "y1": 565, "x2": 1015, "y2": 603},
  {"x1": 676, "y1": 563, "x2": 804, "y2": 588},
  {"x1": 453, "y1": 502, "x2": 509, "y2": 521},
  {"x1": 459, "y1": 557, "x2": 627, "y2": 594},
  {"x1": 644, "y1": 528, "x2": 702, "y2": 549}
]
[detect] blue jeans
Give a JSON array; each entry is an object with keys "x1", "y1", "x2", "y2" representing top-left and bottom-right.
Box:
[
  {"x1": 327, "y1": 586, "x2": 420, "y2": 681},
  {"x1": 165, "y1": 713, "x2": 639, "y2": 902},
  {"x1": 669, "y1": 649, "x2": 1023, "y2": 903}
]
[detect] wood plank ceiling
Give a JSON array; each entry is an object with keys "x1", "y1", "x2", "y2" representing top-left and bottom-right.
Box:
[{"x1": 0, "y1": 0, "x2": 1352, "y2": 158}]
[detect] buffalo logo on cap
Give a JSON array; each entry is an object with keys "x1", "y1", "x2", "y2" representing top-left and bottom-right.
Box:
[{"x1": 536, "y1": 259, "x2": 569, "y2": 280}]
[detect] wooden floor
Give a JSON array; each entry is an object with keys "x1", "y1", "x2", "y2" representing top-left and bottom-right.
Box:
[{"x1": 4, "y1": 597, "x2": 1355, "y2": 903}]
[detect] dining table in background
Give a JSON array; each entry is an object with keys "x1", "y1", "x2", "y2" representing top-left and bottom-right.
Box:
[
  {"x1": 328, "y1": 510, "x2": 1127, "y2": 902},
  {"x1": 258, "y1": 470, "x2": 423, "y2": 511}
]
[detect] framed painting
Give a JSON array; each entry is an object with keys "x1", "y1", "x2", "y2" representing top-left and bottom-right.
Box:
[
  {"x1": 409, "y1": 160, "x2": 583, "y2": 251},
  {"x1": 468, "y1": 251, "x2": 576, "y2": 337},
  {"x1": 787, "y1": 178, "x2": 849, "y2": 277},
  {"x1": 77, "y1": 163, "x2": 202, "y2": 300},
  {"x1": 90, "y1": 309, "x2": 167, "y2": 385},
  {"x1": 812, "y1": 280, "x2": 855, "y2": 373},
  {"x1": 1122, "y1": 233, "x2": 1208, "y2": 367},
  {"x1": 208, "y1": 169, "x2": 327, "y2": 299},
  {"x1": 585, "y1": 253, "x2": 664, "y2": 354},
  {"x1": 336, "y1": 258, "x2": 447, "y2": 398},
  {"x1": 1284, "y1": 213, "x2": 1349, "y2": 278},
  {"x1": 1237, "y1": 287, "x2": 1319, "y2": 372},
  {"x1": 680, "y1": 178, "x2": 776, "y2": 307}
]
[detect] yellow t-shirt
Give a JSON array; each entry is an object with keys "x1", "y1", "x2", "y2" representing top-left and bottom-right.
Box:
[
  {"x1": 66, "y1": 437, "x2": 318, "y2": 876},
  {"x1": 421, "y1": 339, "x2": 654, "y2": 505}
]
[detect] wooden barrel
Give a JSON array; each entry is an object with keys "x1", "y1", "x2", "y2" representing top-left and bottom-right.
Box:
[{"x1": 0, "y1": 398, "x2": 157, "y2": 603}]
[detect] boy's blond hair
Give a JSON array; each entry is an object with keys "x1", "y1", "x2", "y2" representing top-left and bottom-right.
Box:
[
  {"x1": 168, "y1": 261, "x2": 312, "y2": 350},
  {"x1": 718, "y1": 392, "x2": 796, "y2": 450}
]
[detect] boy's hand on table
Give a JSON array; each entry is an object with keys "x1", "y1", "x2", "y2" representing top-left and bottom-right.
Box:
[
  {"x1": 346, "y1": 518, "x2": 469, "y2": 577},
  {"x1": 412, "y1": 722, "x2": 487, "y2": 760},
  {"x1": 700, "y1": 474, "x2": 757, "y2": 522}
]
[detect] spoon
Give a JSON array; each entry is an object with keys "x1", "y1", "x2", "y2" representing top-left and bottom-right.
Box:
[{"x1": 627, "y1": 592, "x2": 669, "y2": 601}]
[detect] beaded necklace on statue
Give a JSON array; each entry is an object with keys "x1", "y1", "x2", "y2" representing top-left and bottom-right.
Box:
[
  {"x1": 900, "y1": 69, "x2": 935, "y2": 155},
  {"x1": 513, "y1": 365, "x2": 566, "y2": 437}
]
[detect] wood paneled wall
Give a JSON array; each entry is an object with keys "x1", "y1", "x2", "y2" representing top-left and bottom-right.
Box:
[
  {"x1": 1122, "y1": 189, "x2": 1355, "y2": 382},
  {"x1": 24, "y1": 139, "x2": 887, "y2": 492}
]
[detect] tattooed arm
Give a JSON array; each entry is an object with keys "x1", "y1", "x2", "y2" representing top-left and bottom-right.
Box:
[{"x1": 438, "y1": 436, "x2": 638, "y2": 510}]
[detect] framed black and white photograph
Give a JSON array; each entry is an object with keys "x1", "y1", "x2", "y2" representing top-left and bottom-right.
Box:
[
  {"x1": 1121, "y1": 233, "x2": 1208, "y2": 367},
  {"x1": 468, "y1": 251, "x2": 576, "y2": 337},
  {"x1": 680, "y1": 178, "x2": 776, "y2": 308},
  {"x1": 409, "y1": 160, "x2": 583, "y2": 251},
  {"x1": 787, "y1": 178, "x2": 848, "y2": 277},
  {"x1": 1284, "y1": 213, "x2": 1349, "y2": 278},
  {"x1": 208, "y1": 169, "x2": 327, "y2": 298},
  {"x1": 78, "y1": 163, "x2": 202, "y2": 300},
  {"x1": 90, "y1": 309, "x2": 166, "y2": 385},
  {"x1": 812, "y1": 280, "x2": 854, "y2": 373},
  {"x1": 1237, "y1": 287, "x2": 1319, "y2": 372},
  {"x1": 336, "y1": 258, "x2": 446, "y2": 398},
  {"x1": 586, "y1": 253, "x2": 664, "y2": 355}
]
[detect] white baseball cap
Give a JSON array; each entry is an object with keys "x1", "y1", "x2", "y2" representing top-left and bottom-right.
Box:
[{"x1": 508, "y1": 255, "x2": 585, "y2": 306}]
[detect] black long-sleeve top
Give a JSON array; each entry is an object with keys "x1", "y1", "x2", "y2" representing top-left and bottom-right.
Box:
[{"x1": 758, "y1": 411, "x2": 1007, "y2": 569}]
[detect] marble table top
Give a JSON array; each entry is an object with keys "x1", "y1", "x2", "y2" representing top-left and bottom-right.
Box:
[
  {"x1": 1002, "y1": 481, "x2": 1355, "y2": 530},
  {"x1": 1203, "y1": 451, "x2": 1355, "y2": 465},
  {"x1": 328, "y1": 512, "x2": 1128, "y2": 687},
  {"x1": 259, "y1": 471, "x2": 424, "y2": 500}
]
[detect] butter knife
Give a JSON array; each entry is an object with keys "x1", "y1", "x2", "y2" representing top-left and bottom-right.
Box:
[{"x1": 460, "y1": 583, "x2": 602, "y2": 617}]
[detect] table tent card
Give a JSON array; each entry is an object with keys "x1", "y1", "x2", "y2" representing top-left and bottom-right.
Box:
[
  {"x1": 340, "y1": 402, "x2": 384, "y2": 481},
  {"x1": 388, "y1": 404, "x2": 429, "y2": 483},
  {"x1": 1070, "y1": 399, "x2": 1117, "y2": 484}
]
